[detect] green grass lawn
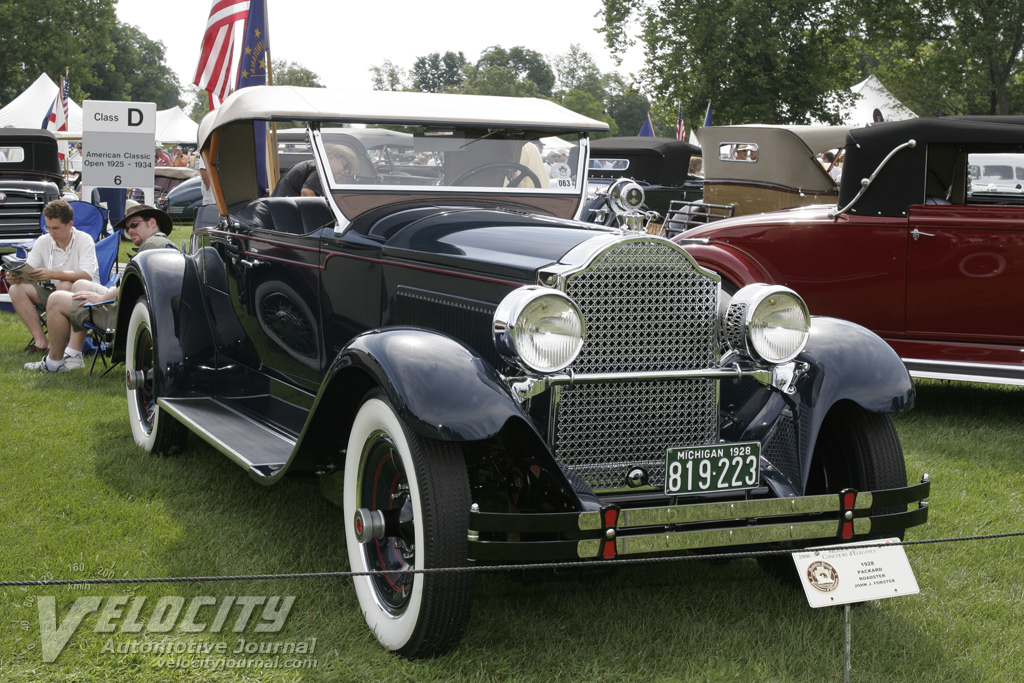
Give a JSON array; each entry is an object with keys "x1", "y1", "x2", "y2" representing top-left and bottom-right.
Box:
[{"x1": 1, "y1": 299, "x2": 1023, "y2": 682}]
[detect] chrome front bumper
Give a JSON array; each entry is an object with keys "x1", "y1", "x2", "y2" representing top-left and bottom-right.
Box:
[{"x1": 467, "y1": 477, "x2": 930, "y2": 562}]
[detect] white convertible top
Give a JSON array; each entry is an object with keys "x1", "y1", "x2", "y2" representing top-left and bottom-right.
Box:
[{"x1": 198, "y1": 86, "x2": 609, "y2": 149}]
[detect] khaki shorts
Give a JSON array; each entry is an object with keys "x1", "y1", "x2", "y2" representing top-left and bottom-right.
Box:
[
  {"x1": 32, "y1": 281, "x2": 57, "y2": 306},
  {"x1": 69, "y1": 281, "x2": 117, "y2": 333}
]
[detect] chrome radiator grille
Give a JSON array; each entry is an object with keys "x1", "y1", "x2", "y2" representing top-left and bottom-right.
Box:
[{"x1": 553, "y1": 239, "x2": 721, "y2": 491}]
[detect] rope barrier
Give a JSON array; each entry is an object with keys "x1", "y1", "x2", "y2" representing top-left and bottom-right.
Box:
[{"x1": 1, "y1": 531, "x2": 1021, "y2": 588}]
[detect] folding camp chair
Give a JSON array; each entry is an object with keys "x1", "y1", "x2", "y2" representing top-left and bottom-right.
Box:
[
  {"x1": 81, "y1": 229, "x2": 122, "y2": 375},
  {"x1": 37, "y1": 200, "x2": 109, "y2": 242}
]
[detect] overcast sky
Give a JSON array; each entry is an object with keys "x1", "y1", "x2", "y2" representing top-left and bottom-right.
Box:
[{"x1": 114, "y1": 0, "x2": 646, "y2": 93}]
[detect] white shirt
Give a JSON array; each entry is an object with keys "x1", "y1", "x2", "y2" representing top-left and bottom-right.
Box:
[
  {"x1": 195, "y1": 156, "x2": 216, "y2": 206},
  {"x1": 26, "y1": 228, "x2": 100, "y2": 285}
]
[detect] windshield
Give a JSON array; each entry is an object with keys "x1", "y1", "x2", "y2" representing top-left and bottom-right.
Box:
[{"x1": 308, "y1": 126, "x2": 585, "y2": 195}]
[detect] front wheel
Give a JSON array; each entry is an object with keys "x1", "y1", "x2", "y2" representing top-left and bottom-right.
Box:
[
  {"x1": 125, "y1": 298, "x2": 187, "y2": 454},
  {"x1": 343, "y1": 389, "x2": 473, "y2": 658},
  {"x1": 760, "y1": 402, "x2": 907, "y2": 581}
]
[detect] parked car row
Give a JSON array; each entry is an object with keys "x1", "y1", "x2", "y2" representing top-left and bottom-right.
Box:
[
  {"x1": 678, "y1": 116, "x2": 1024, "y2": 386},
  {"x1": 111, "y1": 86, "x2": 929, "y2": 659}
]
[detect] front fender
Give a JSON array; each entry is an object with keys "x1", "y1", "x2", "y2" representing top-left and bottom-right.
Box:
[
  {"x1": 327, "y1": 327, "x2": 526, "y2": 442},
  {"x1": 678, "y1": 241, "x2": 773, "y2": 288},
  {"x1": 799, "y1": 316, "x2": 915, "y2": 416},
  {"x1": 112, "y1": 248, "x2": 186, "y2": 372}
]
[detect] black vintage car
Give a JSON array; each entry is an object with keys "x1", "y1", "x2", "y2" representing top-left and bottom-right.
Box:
[
  {"x1": 585, "y1": 136, "x2": 703, "y2": 224},
  {"x1": 111, "y1": 86, "x2": 929, "y2": 659},
  {"x1": 0, "y1": 129, "x2": 65, "y2": 246}
]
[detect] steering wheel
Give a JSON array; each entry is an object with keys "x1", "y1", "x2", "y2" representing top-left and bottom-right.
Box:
[{"x1": 450, "y1": 162, "x2": 542, "y2": 188}]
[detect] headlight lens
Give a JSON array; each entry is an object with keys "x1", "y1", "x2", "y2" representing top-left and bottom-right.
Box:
[
  {"x1": 494, "y1": 287, "x2": 584, "y2": 374},
  {"x1": 726, "y1": 285, "x2": 810, "y2": 363}
]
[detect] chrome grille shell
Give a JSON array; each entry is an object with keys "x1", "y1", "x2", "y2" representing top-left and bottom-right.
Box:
[{"x1": 548, "y1": 236, "x2": 722, "y2": 492}]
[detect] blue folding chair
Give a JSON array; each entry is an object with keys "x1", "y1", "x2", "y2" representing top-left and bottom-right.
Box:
[
  {"x1": 38, "y1": 200, "x2": 109, "y2": 242},
  {"x1": 81, "y1": 229, "x2": 123, "y2": 375}
]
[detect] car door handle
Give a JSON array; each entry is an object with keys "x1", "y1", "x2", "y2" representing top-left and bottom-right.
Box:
[{"x1": 911, "y1": 229, "x2": 936, "y2": 241}]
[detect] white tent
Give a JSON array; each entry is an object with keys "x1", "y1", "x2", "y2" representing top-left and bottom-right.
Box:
[
  {"x1": 155, "y1": 106, "x2": 199, "y2": 146},
  {"x1": 841, "y1": 76, "x2": 917, "y2": 126},
  {"x1": 0, "y1": 73, "x2": 84, "y2": 133}
]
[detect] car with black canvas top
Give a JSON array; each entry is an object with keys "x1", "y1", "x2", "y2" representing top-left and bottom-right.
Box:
[
  {"x1": 0, "y1": 128, "x2": 65, "y2": 247},
  {"x1": 111, "y1": 85, "x2": 930, "y2": 659}
]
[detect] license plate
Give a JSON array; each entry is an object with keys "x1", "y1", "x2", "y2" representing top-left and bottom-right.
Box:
[{"x1": 665, "y1": 442, "x2": 761, "y2": 495}]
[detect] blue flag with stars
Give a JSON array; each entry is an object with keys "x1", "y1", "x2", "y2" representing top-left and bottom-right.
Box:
[{"x1": 237, "y1": 0, "x2": 269, "y2": 194}]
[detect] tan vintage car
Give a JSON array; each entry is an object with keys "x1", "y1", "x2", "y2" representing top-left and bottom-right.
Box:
[{"x1": 699, "y1": 124, "x2": 853, "y2": 215}]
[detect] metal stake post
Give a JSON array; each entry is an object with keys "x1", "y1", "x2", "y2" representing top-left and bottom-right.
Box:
[{"x1": 844, "y1": 603, "x2": 852, "y2": 682}]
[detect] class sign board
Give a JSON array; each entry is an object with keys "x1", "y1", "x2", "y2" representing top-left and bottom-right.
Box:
[
  {"x1": 792, "y1": 538, "x2": 920, "y2": 608},
  {"x1": 82, "y1": 100, "x2": 156, "y2": 190}
]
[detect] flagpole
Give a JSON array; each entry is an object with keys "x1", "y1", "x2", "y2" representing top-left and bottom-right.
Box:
[{"x1": 265, "y1": 0, "x2": 280, "y2": 191}]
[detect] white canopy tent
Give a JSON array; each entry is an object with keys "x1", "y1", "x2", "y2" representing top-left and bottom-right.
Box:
[
  {"x1": 0, "y1": 73, "x2": 84, "y2": 132},
  {"x1": 841, "y1": 76, "x2": 917, "y2": 125},
  {"x1": 155, "y1": 106, "x2": 199, "y2": 146}
]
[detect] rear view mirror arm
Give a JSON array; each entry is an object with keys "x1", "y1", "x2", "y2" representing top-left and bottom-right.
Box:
[{"x1": 829, "y1": 139, "x2": 917, "y2": 220}]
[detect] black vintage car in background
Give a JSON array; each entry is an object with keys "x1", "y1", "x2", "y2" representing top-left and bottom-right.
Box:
[
  {"x1": 112, "y1": 86, "x2": 930, "y2": 659},
  {"x1": 0, "y1": 129, "x2": 65, "y2": 247},
  {"x1": 585, "y1": 136, "x2": 703, "y2": 225}
]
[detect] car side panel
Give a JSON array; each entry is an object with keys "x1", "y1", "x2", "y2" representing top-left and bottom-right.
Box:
[
  {"x1": 907, "y1": 204, "x2": 1024, "y2": 342},
  {"x1": 683, "y1": 212, "x2": 909, "y2": 336}
]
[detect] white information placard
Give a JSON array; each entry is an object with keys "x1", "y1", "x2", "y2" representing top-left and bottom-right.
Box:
[
  {"x1": 82, "y1": 100, "x2": 156, "y2": 197},
  {"x1": 792, "y1": 538, "x2": 919, "y2": 608}
]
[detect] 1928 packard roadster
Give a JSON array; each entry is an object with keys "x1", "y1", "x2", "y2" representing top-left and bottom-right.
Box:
[{"x1": 111, "y1": 86, "x2": 929, "y2": 658}]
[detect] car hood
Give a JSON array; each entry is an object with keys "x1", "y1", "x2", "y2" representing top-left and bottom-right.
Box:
[
  {"x1": 376, "y1": 206, "x2": 615, "y2": 281},
  {"x1": 678, "y1": 203, "x2": 839, "y2": 241}
]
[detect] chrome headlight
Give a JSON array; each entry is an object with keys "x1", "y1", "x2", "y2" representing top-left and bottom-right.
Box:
[
  {"x1": 494, "y1": 287, "x2": 584, "y2": 374},
  {"x1": 725, "y1": 284, "x2": 810, "y2": 363},
  {"x1": 607, "y1": 178, "x2": 645, "y2": 214}
]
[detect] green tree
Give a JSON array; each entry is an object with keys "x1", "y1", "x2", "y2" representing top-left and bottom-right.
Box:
[
  {"x1": 560, "y1": 90, "x2": 618, "y2": 138},
  {"x1": 0, "y1": 0, "x2": 118, "y2": 104},
  {"x1": 462, "y1": 64, "x2": 543, "y2": 98},
  {"x1": 600, "y1": 0, "x2": 858, "y2": 125},
  {"x1": 369, "y1": 59, "x2": 408, "y2": 91},
  {"x1": 93, "y1": 24, "x2": 181, "y2": 107},
  {"x1": 863, "y1": 0, "x2": 1024, "y2": 115},
  {"x1": 411, "y1": 51, "x2": 467, "y2": 92},
  {"x1": 604, "y1": 73, "x2": 650, "y2": 137},
  {"x1": 552, "y1": 44, "x2": 606, "y2": 100},
  {"x1": 184, "y1": 86, "x2": 210, "y2": 124},
  {"x1": 272, "y1": 59, "x2": 324, "y2": 88},
  {"x1": 474, "y1": 46, "x2": 555, "y2": 96}
]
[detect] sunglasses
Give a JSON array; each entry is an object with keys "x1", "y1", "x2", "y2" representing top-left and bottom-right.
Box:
[{"x1": 127, "y1": 218, "x2": 146, "y2": 231}]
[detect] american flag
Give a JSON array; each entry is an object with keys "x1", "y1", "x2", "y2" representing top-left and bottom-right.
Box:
[
  {"x1": 45, "y1": 68, "x2": 70, "y2": 159},
  {"x1": 676, "y1": 103, "x2": 685, "y2": 141},
  {"x1": 193, "y1": 0, "x2": 251, "y2": 109}
]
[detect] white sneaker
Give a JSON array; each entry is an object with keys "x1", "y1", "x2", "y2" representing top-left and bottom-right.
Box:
[
  {"x1": 63, "y1": 353, "x2": 85, "y2": 370},
  {"x1": 24, "y1": 357, "x2": 68, "y2": 373}
]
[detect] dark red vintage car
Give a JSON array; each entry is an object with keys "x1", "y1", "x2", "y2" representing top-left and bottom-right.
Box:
[{"x1": 677, "y1": 116, "x2": 1024, "y2": 385}]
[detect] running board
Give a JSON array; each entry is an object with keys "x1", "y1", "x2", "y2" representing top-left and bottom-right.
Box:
[
  {"x1": 903, "y1": 358, "x2": 1024, "y2": 386},
  {"x1": 159, "y1": 397, "x2": 295, "y2": 478}
]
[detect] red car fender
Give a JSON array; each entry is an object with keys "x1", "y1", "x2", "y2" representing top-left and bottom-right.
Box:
[{"x1": 678, "y1": 241, "x2": 775, "y2": 289}]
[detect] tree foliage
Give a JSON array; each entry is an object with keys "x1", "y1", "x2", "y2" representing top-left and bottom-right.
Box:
[
  {"x1": 552, "y1": 44, "x2": 606, "y2": 100},
  {"x1": 601, "y1": 0, "x2": 859, "y2": 127},
  {"x1": 411, "y1": 52, "x2": 467, "y2": 93},
  {"x1": 474, "y1": 46, "x2": 555, "y2": 96},
  {"x1": 0, "y1": 0, "x2": 182, "y2": 108},
  {"x1": 369, "y1": 60, "x2": 408, "y2": 91},
  {"x1": 98, "y1": 24, "x2": 181, "y2": 108},
  {"x1": 863, "y1": 0, "x2": 1024, "y2": 116},
  {"x1": 273, "y1": 59, "x2": 324, "y2": 88}
]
